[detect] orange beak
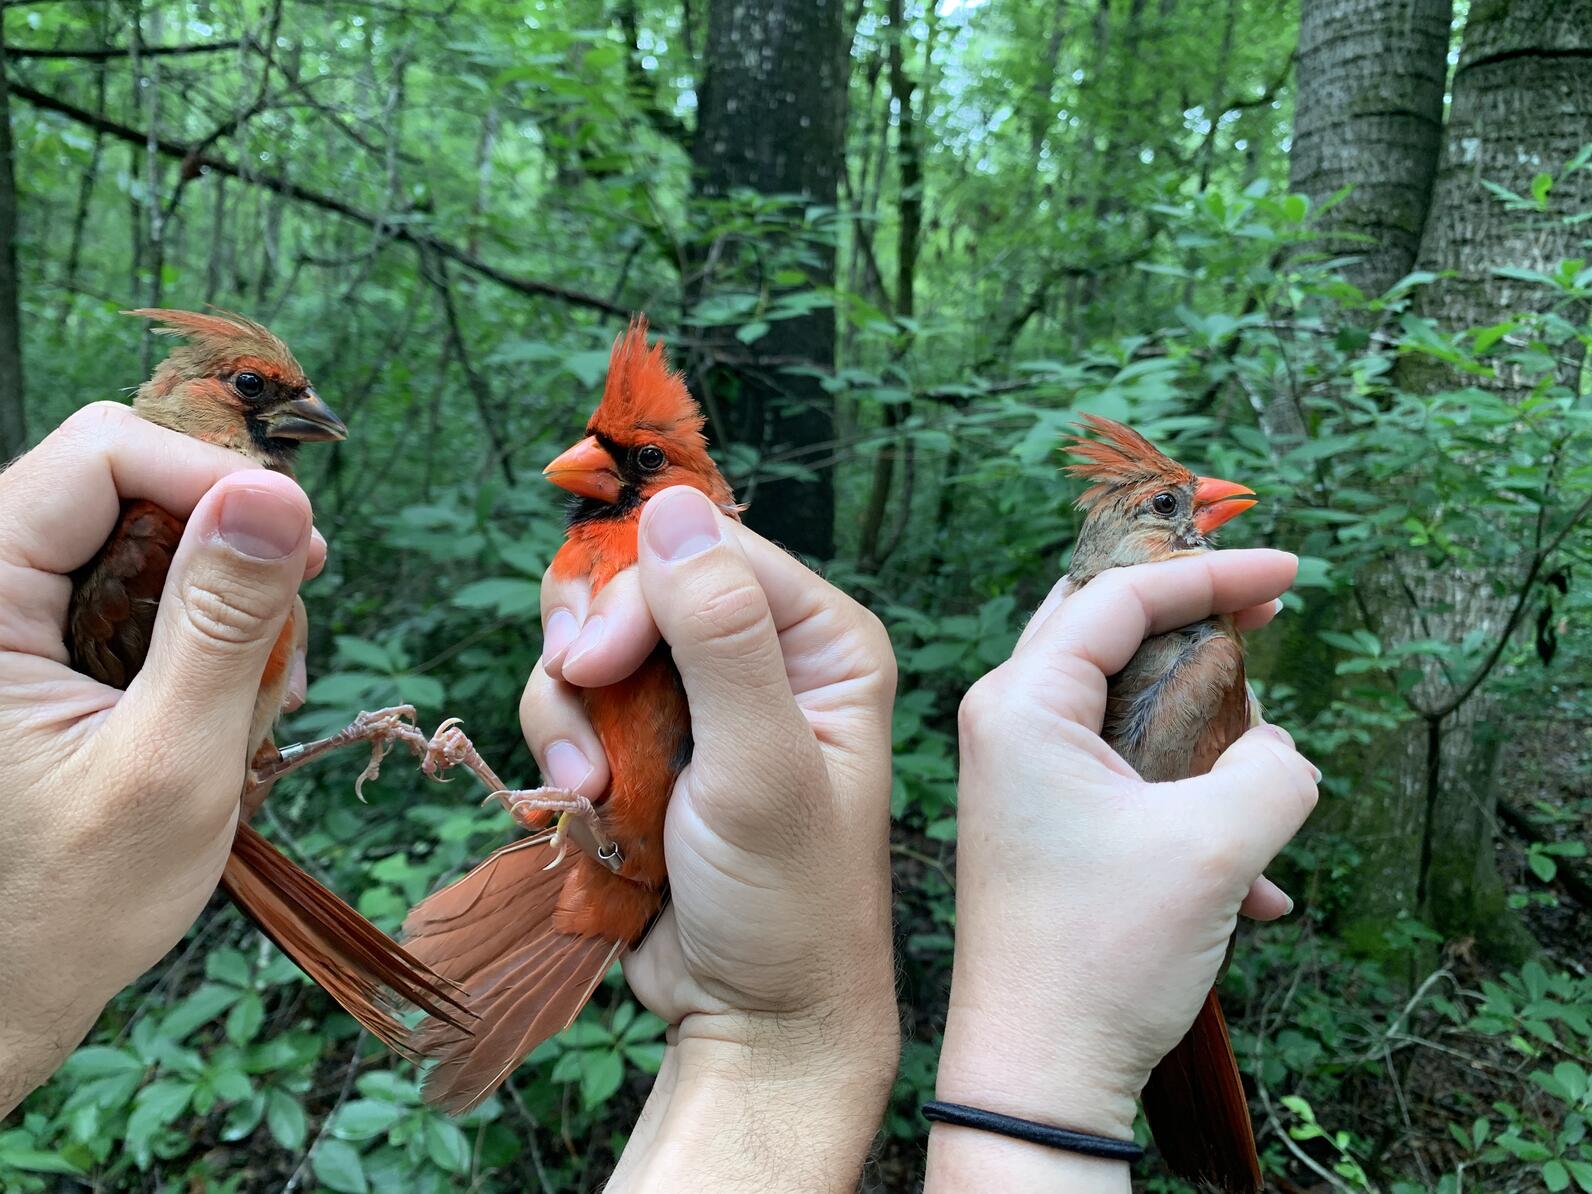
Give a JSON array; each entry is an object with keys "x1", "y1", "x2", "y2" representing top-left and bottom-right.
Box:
[
  {"x1": 1192, "y1": 475, "x2": 1257, "y2": 535},
  {"x1": 544, "y1": 436, "x2": 621, "y2": 503}
]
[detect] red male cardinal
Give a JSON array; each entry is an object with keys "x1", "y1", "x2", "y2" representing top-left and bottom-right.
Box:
[
  {"x1": 1065, "y1": 414, "x2": 1263, "y2": 1194},
  {"x1": 401, "y1": 317, "x2": 738, "y2": 1113},
  {"x1": 67, "y1": 309, "x2": 471, "y2": 1055}
]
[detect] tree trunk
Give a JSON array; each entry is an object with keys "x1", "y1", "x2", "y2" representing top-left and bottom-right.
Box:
[
  {"x1": 0, "y1": 21, "x2": 25, "y2": 458},
  {"x1": 691, "y1": 0, "x2": 846, "y2": 558},
  {"x1": 1289, "y1": 0, "x2": 1451, "y2": 299},
  {"x1": 1350, "y1": 0, "x2": 1592, "y2": 961}
]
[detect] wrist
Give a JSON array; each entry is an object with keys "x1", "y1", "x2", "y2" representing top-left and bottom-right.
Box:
[
  {"x1": 0, "y1": 1001, "x2": 101, "y2": 1118},
  {"x1": 616, "y1": 999, "x2": 899, "y2": 1192},
  {"x1": 936, "y1": 988, "x2": 1139, "y2": 1142}
]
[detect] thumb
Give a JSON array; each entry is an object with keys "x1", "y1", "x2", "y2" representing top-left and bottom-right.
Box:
[
  {"x1": 120, "y1": 471, "x2": 313, "y2": 777},
  {"x1": 1180, "y1": 724, "x2": 1320, "y2": 879},
  {"x1": 635, "y1": 486, "x2": 815, "y2": 797}
]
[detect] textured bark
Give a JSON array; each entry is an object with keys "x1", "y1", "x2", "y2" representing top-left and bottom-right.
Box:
[
  {"x1": 0, "y1": 22, "x2": 24, "y2": 458},
  {"x1": 1289, "y1": 0, "x2": 1451, "y2": 298},
  {"x1": 691, "y1": 0, "x2": 846, "y2": 558},
  {"x1": 1350, "y1": 0, "x2": 1592, "y2": 960}
]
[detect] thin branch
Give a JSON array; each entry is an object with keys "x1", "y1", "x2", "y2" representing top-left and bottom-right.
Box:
[
  {"x1": 11, "y1": 81, "x2": 635, "y2": 320},
  {"x1": 8, "y1": 39, "x2": 240, "y2": 60},
  {"x1": 1427, "y1": 485, "x2": 1592, "y2": 719}
]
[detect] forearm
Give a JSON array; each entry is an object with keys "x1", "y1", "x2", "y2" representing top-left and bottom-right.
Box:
[{"x1": 611, "y1": 1002, "x2": 899, "y2": 1193}]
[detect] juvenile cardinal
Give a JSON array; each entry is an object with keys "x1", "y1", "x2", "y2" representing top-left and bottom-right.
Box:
[
  {"x1": 401, "y1": 317, "x2": 738, "y2": 1113},
  {"x1": 67, "y1": 308, "x2": 471, "y2": 1055},
  {"x1": 1065, "y1": 414, "x2": 1263, "y2": 1194}
]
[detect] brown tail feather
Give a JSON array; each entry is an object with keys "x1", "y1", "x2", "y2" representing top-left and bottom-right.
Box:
[
  {"x1": 1141, "y1": 989, "x2": 1262, "y2": 1194},
  {"x1": 402, "y1": 839, "x2": 623, "y2": 1114},
  {"x1": 221, "y1": 823, "x2": 476, "y2": 1060}
]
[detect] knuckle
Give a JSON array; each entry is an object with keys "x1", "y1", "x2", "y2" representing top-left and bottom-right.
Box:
[
  {"x1": 957, "y1": 674, "x2": 1005, "y2": 741},
  {"x1": 688, "y1": 581, "x2": 770, "y2": 649},
  {"x1": 177, "y1": 576, "x2": 280, "y2": 648},
  {"x1": 50, "y1": 402, "x2": 130, "y2": 458},
  {"x1": 850, "y1": 610, "x2": 898, "y2": 701}
]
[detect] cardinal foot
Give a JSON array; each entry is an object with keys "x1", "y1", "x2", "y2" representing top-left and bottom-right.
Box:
[{"x1": 486, "y1": 787, "x2": 623, "y2": 874}]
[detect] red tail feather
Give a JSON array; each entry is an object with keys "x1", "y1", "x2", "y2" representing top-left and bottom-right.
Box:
[
  {"x1": 221, "y1": 824, "x2": 475, "y2": 1060},
  {"x1": 402, "y1": 838, "x2": 624, "y2": 1114},
  {"x1": 1141, "y1": 989, "x2": 1262, "y2": 1193}
]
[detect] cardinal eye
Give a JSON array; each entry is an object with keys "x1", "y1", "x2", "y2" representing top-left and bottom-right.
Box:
[
  {"x1": 636, "y1": 445, "x2": 667, "y2": 472},
  {"x1": 234, "y1": 371, "x2": 265, "y2": 399},
  {"x1": 1151, "y1": 491, "x2": 1177, "y2": 516}
]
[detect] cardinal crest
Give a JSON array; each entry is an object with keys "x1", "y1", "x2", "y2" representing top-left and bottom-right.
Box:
[
  {"x1": 1064, "y1": 413, "x2": 1194, "y2": 509},
  {"x1": 590, "y1": 316, "x2": 706, "y2": 443},
  {"x1": 128, "y1": 307, "x2": 307, "y2": 390}
]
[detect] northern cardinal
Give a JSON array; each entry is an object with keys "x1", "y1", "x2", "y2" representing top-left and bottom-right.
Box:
[
  {"x1": 401, "y1": 317, "x2": 739, "y2": 1113},
  {"x1": 1065, "y1": 415, "x2": 1262, "y2": 1194},
  {"x1": 67, "y1": 308, "x2": 472, "y2": 1056}
]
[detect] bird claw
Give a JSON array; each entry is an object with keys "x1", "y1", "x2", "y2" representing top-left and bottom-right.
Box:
[
  {"x1": 487, "y1": 789, "x2": 624, "y2": 874},
  {"x1": 348, "y1": 706, "x2": 420, "y2": 801},
  {"x1": 421, "y1": 717, "x2": 470, "y2": 780}
]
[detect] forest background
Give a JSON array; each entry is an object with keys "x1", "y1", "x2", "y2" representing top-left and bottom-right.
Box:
[{"x1": 2, "y1": 0, "x2": 1590, "y2": 1190}]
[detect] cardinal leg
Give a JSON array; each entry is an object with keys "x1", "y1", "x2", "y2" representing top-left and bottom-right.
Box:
[
  {"x1": 245, "y1": 706, "x2": 429, "y2": 805},
  {"x1": 418, "y1": 718, "x2": 623, "y2": 874}
]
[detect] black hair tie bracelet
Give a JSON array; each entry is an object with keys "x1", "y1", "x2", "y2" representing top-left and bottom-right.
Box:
[{"x1": 922, "y1": 1101, "x2": 1145, "y2": 1164}]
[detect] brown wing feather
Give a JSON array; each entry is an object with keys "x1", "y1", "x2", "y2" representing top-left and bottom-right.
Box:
[
  {"x1": 67, "y1": 500, "x2": 184, "y2": 687},
  {"x1": 404, "y1": 838, "x2": 622, "y2": 1113},
  {"x1": 1103, "y1": 616, "x2": 1261, "y2": 1194}
]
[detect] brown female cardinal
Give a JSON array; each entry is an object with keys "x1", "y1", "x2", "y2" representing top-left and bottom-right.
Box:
[
  {"x1": 401, "y1": 317, "x2": 738, "y2": 1113},
  {"x1": 1065, "y1": 414, "x2": 1263, "y2": 1194},
  {"x1": 66, "y1": 308, "x2": 471, "y2": 1055}
]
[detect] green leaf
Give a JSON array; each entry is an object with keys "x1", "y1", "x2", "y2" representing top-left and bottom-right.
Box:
[
  {"x1": 226, "y1": 991, "x2": 265, "y2": 1044},
  {"x1": 452, "y1": 576, "x2": 541, "y2": 616},
  {"x1": 1546, "y1": 1160, "x2": 1571, "y2": 1192},
  {"x1": 736, "y1": 320, "x2": 770, "y2": 343},
  {"x1": 331, "y1": 1099, "x2": 406, "y2": 1142},
  {"x1": 63, "y1": 1046, "x2": 145, "y2": 1079},
  {"x1": 162, "y1": 982, "x2": 241, "y2": 1040},
  {"x1": 267, "y1": 1088, "x2": 308, "y2": 1150},
  {"x1": 205, "y1": 949, "x2": 253, "y2": 988},
  {"x1": 580, "y1": 1050, "x2": 625, "y2": 1109},
  {"x1": 312, "y1": 1139, "x2": 370, "y2": 1194},
  {"x1": 425, "y1": 1116, "x2": 472, "y2": 1173},
  {"x1": 0, "y1": 1145, "x2": 84, "y2": 1176},
  {"x1": 624, "y1": 1043, "x2": 666, "y2": 1074},
  {"x1": 336, "y1": 636, "x2": 396, "y2": 671}
]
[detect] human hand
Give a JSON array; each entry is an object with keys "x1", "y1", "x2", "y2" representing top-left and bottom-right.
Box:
[
  {"x1": 521, "y1": 485, "x2": 899, "y2": 1190},
  {"x1": 929, "y1": 551, "x2": 1318, "y2": 1191},
  {"x1": 0, "y1": 404, "x2": 324, "y2": 1116}
]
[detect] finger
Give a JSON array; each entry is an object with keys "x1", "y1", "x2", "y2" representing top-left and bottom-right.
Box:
[
  {"x1": 560, "y1": 567, "x2": 663, "y2": 689},
  {"x1": 518, "y1": 662, "x2": 610, "y2": 799},
  {"x1": 1013, "y1": 575, "x2": 1073, "y2": 653},
  {"x1": 1008, "y1": 551, "x2": 1297, "y2": 725},
  {"x1": 106, "y1": 471, "x2": 313, "y2": 787},
  {"x1": 711, "y1": 521, "x2": 895, "y2": 716},
  {"x1": 1233, "y1": 597, "x2": 1283, "y2": 633},
  {"x1": 0, "y1": 403, "x2": 269, "y2": 575},
  {"x1": 1181, "y1": 724, "x2": 1320, "y2": 879},
  {"x1": 635, "y1": 486, "x2": 817, "y2": 793},
  {"x1": 305, "y1": 528, "x2": 328, "y2": 581},
  {"x1": 538, "y1": 565, "x2": 592, "y2": 678},
  {"x1": 1239, "y1": 875, "x2": 1294, "y2": 921}
]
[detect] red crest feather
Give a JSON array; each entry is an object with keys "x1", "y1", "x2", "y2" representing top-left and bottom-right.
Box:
[
  {"x1": 1064, "y1": 414, "x2": 1194, "y2": 509},
  {"x1": 590, "y1": 316, "x2": 704, "y2": 441}
]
